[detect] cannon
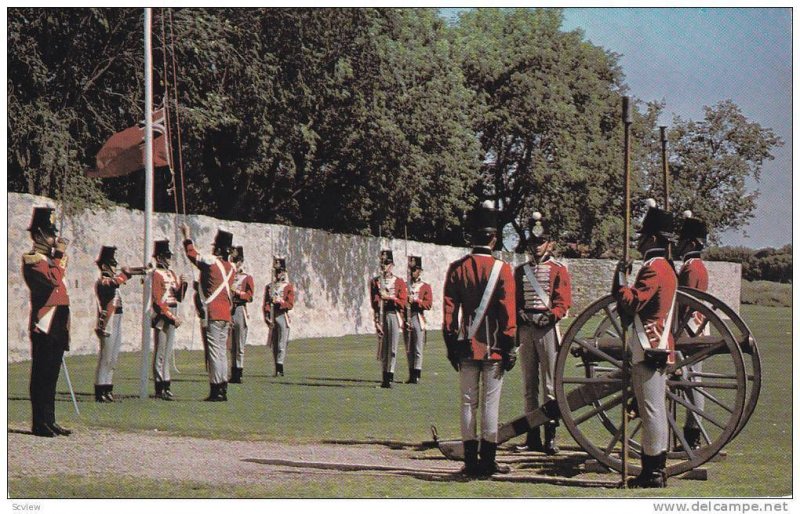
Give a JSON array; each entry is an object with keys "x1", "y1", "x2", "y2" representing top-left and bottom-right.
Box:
[{"x1": 433, "y1": 287, "x2": 761, "y2": 481}]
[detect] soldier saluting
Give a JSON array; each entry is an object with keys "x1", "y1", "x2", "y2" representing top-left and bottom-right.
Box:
[
  {"x1": 22, "y1": 207, "x2": 72, "y2": 437},
  {"x1": 264, "y1": 257, "x2": 294, "y2": 377},
  {"x1": 443, "y1": 200, "x2": 517, "y2": 477},
  {"x1": 371, "y1": 250, "x2": 408, "y2": 389},
  {"x1": 151, "y1": 240, "x2": 187, "y2": 400},
  {"x1": 93, "y1": 245, "x2": 141, "y2": 402},
  {"x1": 514, "y1": 212, "x2": 572, "y2": 455},
  {"x1": 612, "y1": 201, "x2": 677, "y2": 489},
  {"x1": 229, "y1": 246, "x2": 254, "y2": 384},
  {"x1": 404, "y1": 256, "x2": 432, "y2": 384},
  {"x1": 675, "y1": 211, "x2": 710, "y2": 450},
  {"x1": 182, "y1": 223, "x2": 235, "y2": 402}
]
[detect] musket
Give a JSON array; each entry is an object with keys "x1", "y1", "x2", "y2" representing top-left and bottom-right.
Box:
[
  {"x1": 621, "y1": 95, "x2": 633, "y2": 488},
  {"x1": 659, "y1": 125, "x2": 674, "y2": 262}
]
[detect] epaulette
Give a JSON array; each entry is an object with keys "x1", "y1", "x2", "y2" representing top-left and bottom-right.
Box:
[{"x1": 22, "y1": 252, "x2": 46, "y2": 265}]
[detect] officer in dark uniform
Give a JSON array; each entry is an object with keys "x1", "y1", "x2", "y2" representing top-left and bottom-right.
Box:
[
  {"x1": 613, "y1": 202, "x2": 678, "y2": 488},
  {"x1": 22, "y1": 207, "x2": 72, "y2": 437},
  {"x1": 443, "y1": 200, "x2": 517, "y2": 477}
]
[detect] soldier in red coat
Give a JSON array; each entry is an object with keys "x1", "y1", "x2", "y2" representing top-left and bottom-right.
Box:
[
  {"x1": 22, "y1": 207, "x2": 72, "y2": 437},
  {"x1": 151, "y1": 240, "x2": 187, "y2": 400},
  {"x1": 404, "y1": 256, "x2": 432, "y2": 384},
  {"x1": 443, "y1": 201, "x2": 517, "y2": 477},
  {"x1": 229, "y1": 246, "x2": 254, "y2": 384},
  {"x1": 93, "y1": 245, "x2": 140, "y2": 402},
  {"x1": 264, "y1": 257, "x2": 295, "y2": 376},
  {"x1": 182, "y1": 223, "x2": 236, "y2": 402},
  {"x1": 514, "y1": 212, "x2": 572, "y2": 455},
  {"x1": 371, "y1": 250, "x2": 408, "y2": 389},
  {"x1": 613, "y1": 202, "x2": 678, "y2": 488},
  {"x1": 676, "y1": 211, "x2": 710, "y2": 449}
]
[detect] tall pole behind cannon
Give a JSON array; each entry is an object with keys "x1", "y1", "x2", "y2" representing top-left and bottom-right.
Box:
[
  {"x1": 659, "y1": 126, "x2": 670, "y2": 211},
  {"x1": 621, "y1": 95, "x2": 633, "y2": 487}
]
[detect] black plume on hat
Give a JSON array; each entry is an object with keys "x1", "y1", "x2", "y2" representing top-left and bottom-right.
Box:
[{"x1": 29, "y1": 207, "x2": 58, "y2": 234}]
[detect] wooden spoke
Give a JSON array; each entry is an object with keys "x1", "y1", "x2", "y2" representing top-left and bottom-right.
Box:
[
  {"x1": 666, "y1": 390, "x2": 726, "y2": 430},
  {"x1": 572, "y1": 338, "x2": 623, "y2": 369},
  {"x1": 574, "y1": 393, "x2": 624, "y2": 426}
]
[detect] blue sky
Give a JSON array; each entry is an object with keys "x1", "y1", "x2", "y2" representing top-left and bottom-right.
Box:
[{"x1": 442, "y1": 8, "x2": 792, "y2": 249}]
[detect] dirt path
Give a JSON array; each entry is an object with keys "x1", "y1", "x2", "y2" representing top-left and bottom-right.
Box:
[{"x1": 8, "y1": 423, "x2": 460, "y2": 487}]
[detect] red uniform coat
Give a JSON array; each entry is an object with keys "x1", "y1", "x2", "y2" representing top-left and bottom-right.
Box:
[
  {"x1": 615, "y1": 252, "x2": 678, "y2": 362},
  {"x1": 151, "y1": 267, "x2": 187, "y2": 325},
  {"x1": 678, "y1": 254, "x2": 709, "y2": 291},
  {"x1": 22, "y1": 251, "x2": 70, "y2": 333},
  {"x1": 370, "y1": 275, "x2": 408, "y2": 313},
  {"x1": 443, "y1": 247, "x2": 516, "y2": 361},
  {"x1": 95, "y1": 271, "x2": 129, "y2": 318},
  {"x1": 514, "y1": 257, "x2": 572, "y2": 320},
  {"x1": 409, "y1": 281, "x2": 433, "y2": 313},
  {"x1": 263, "y1": 281, "x2": 295, "y2": 318},
  {"x1": 232, "y1": 272, "x2": 255, "y2": 307},
  {"x1": 184, "y1": 240, "x2": 235, "y2": 322}
]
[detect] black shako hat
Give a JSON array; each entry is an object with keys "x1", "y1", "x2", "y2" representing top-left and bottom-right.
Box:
[
  {"x1": 528, "y1": 211, "x2": 551, "y2": 243},
  {"x1": 29, "y1": 207, "x2": 58, "y2": 234},
  {"x1": 96, "y1": 246, "x2": 118, "y2": 267},
  {"x1": 474, "y1": 200, "x2": 498, "y2": 234},
  {"x1": 677, "y1": 210, "x2": 708, "y2": 242},
  {"x1": 153, "y1": 239, "x2": 172, "y2": 258},
  {"x1": 213, "y1": 229, "x2": 234, "y2": 250},
  {"x1": 273, "y1": 256, "x2": 286, "y2": 271},
  {"x1": 408, "y1": 255, "x2": 422, "y2": 270},
  {"x1": 230, "y1": 246, "x2": 245, "y2": 262},
  {"x1": 636, "y1": 199, "x2": 674, "y2": 238},
  {"x1": 380, "y1": 250, "x2": 394, "y2": 265}
]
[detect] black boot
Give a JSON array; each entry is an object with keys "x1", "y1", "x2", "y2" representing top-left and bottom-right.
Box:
[
  {"x1": 628, "y1": 453, "x2": 667, "y2": 489},
  {"x1": 405, "y1": 368, "x2": 415, "y2": 384},
  {"x1": 220, "y1": 382, "x2": 228, "y2": 401},
  {"x1": 162, "y1": 381, "x2": 174, "y2": 401},
  {"x1": 154, "y1": 381, "x2": 164, "y2": 398},
  {"x1": 544, "y1": 422, "x2": 560, "y2": 455},
  {"x1": 48, "y1": 422, "x2": 72, "y2": 436},
  {"x1": 229, "y1": 367, "x2": 242, "y2": 384},
  {"x1": 479, "y1": 440, "x2": 510, "y2": 476},
  {"x1": 388, "y1": 372, "x2": 394, "y2": 384},
  {"x1": 94, "y1": 385, "x2": 107, "y2": 403},
  {"x1": 459, "y1": 440, "x2": 481, "y2": 477},
  {"x1": 31, "y1": 423, "x2": 56, "y2": 438},
  {"x1": 415, "y1": 369, "x2": 421, "y2": 383},
  {"x1": 381, "y1": 371, "x2": 391, "y2": 389},
  {"x1": 204, "y1": 383, "x2": 220, "y2": 402},
  {"x1": 683, "y1": 426, "x2": 702, "y2": 450},
  {"x1": 277, "y1": 363, "x2": 284, "y2": 377},
  {"x1": 515, "y1": 427, "x2": 543, "y2": 452},
  {"x1": 104, "y1": 385, "x2": 115, "y2": 402}
]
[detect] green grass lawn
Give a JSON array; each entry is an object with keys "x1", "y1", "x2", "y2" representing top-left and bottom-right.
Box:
[{"x1": 8, "y1": 305, "x2": 791, "y2": 497}]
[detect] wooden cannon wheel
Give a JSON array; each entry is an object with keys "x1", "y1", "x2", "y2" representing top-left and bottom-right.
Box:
[{"x1": 554, "y1": 292, "x2": 747, "y2": 477}]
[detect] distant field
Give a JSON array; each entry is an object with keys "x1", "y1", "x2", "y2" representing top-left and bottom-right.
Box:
[
  {"x1": 741, "y1": 280, "x2": 792, "y2": 307},
  {"x1": 7, "y1": 305, "x2": 791, "y2": 497}
]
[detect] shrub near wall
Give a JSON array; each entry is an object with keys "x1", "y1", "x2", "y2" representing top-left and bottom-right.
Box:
[{"x1": 8, "y1": 193, "x2": 741, "y2": 362}]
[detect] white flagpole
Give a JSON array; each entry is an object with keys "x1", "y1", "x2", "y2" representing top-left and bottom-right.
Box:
[{"x1": 139, "y1": 7, "x2": 154, "y2": 399}]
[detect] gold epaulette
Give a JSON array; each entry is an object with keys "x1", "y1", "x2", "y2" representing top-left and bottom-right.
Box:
[{"x1": 22, "y1": 252, "x2": 46, "y2": 265}]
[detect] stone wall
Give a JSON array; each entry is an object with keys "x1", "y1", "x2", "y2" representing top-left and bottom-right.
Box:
[{"x1": 7, "y1": 193, "x2": 740, "y2": 362}]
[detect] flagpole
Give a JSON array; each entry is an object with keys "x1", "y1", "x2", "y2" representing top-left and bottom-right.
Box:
[{"x1": 139, "y1": 7, "x2": 154, "y2": 399}]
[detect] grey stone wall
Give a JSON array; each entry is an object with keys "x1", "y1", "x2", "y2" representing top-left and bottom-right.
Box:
[{"x1": 7, "y1": 193, "x2": 740, "y2": 362}]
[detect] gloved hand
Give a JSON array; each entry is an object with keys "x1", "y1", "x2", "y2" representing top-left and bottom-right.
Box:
[
  {"x1": 534, "y1": 311, "x2": 556, "y2": 328},
  {"x1": 502, "y1": 347, "x2": 517, "y2": 371},
  {"x1": 518, "y1": 310, "x2": 532, "y2": 325}
]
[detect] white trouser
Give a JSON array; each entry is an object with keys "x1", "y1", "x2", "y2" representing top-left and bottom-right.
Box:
[
  {"x1": 405, "y1": 312, "x2": 425, "y2": 371},
  {"x1": 632, "y1": 361, "x2": 669, "y2": 455},
  {"x1": 231, "y1": 305, "x2": 248, "y2": 368},
  {"x1": 152, "y1": 306, "x2": 177, "y2": 382},
  {"x1": 381, "y1": 311, "x2": 401, "y2": 373},
  {"x1": 206, "y1": 320, "x2": 230, "y2": 384},
  {"x1": 95, "y1": 312, "x2": 123, "y2": 385},
  {"x1": 270, "y1": 313, "x2": 290, "y2": 365},
  {"x1": 518, "y1": 320, "x2": 558, "y2": 413},
  {"x1": 459, "y1": 359, "x2": 505, "y2": 443}
]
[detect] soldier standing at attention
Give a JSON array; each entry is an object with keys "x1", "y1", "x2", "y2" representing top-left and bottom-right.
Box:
[
  {"x1": 182, "y1": 224, "x2": 235, "y2": 402},
  {"x1": 94, "y1": 246, "x2": 138, "y2": 403},
  {"x1": 443, "y1": 200, "x2": 517, "y2": 477},
  {"x1": 151, "y1": 240, "x2": 187, "y2": 400},
  {"x1": 675, "y1": 211, "x2": 710, "y2": 450},
  {"x1": 405, "y1": 256, "x2": 432, "y2": 384},
  {"x1": 514, "y1": 212, "x2": 572, "y2": 455},
  {"x1": 264, "y1": 257, "x2": 295, "y2": 377},
  {"x1": 613, "y1": 202, "x2": 677, "y2": 489},
  {"x1": 229, "y1": 246, "x2": 254, "y2": 384},
  {"x1": 371, "y1": 250, "x2": 408, "y2": 389},
  {"x1": 23, "y1": 207, "x2": 72, "y2": 437}
]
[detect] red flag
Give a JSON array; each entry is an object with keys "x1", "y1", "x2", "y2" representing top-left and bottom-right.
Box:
[{"x1": 87, "y1": 109, "x2": 170, "y2": 178}]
